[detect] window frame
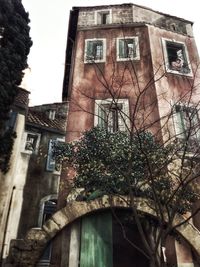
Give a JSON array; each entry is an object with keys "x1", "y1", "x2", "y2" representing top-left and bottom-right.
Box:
[
  {"x1": 84, "y1": 38, "x2": 106, "y2": 63},
  {"x1": 173, "y1": 103, "x2": 200, "y2": 140},
  {"x1": 46, "y1": 138, "x2": 64, "y2": 174},
  {"x1": 95, "y1": 9, "x2": 112, "y2": 25},
  {"x1": 116, "y1": 36, "x2": 140, "y2": 61},
  {"x1": 21, "y1": 131, "x2": 41, "y2": 155},
  {"x1": 94, "y1": 98, "x2": 130, "y2": 132},
  {"x1": 37, "y1": 195, "x2": 57, "y2": 266},
  {"x1": 162, "y1": 38, "x2": 192, "y2": 76}
]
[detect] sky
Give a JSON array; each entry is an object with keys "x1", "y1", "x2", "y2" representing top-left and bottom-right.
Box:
[{"x1": 21, "y1": 0, "x2": 200, "y2": 106}]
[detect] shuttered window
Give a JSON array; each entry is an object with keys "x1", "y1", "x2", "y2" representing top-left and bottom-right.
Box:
[
  {"x1": 85, "y1": 39, "x2": 106, "y2": 63},
  {"x1": 117, "y1": 37, "x2": 140, "y2": 61},
  {"x1": 95, "y1": 99, "x2": 130, "y2": 132},
  {"x1": 174, "y1": 104, "x2": 200, "y2": 140}
]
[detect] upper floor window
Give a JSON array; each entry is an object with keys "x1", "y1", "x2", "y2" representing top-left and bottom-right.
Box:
[
  {"x1": 117, "y1": 37, "x2": 140, "y2": 61},
  {"x1": 94, "y1": 99, "x2": 129, "y2": 132},
  {"x1": 162, "y1": 39, "x2": 192, "y2": 76},
  {"x1": 84, "y1": 39, "x2": 106, "y2": 63},
  {"x1": 95, "y1": 10, "x2": 112, "y2": 25},
  {"x1": 22, "y1": 132, "x2": 41, "y2": 154},
  {"x1": 46, "y1": 138, "x2": 64, "y2": 173}
]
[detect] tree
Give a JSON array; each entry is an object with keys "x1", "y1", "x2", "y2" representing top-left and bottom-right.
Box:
[
  {"x1": 0, "y1": 0, "x2": 32, "y2": 173},
  {"x1": 54, "y1": 38, "x2": 200, "y2": 266}
]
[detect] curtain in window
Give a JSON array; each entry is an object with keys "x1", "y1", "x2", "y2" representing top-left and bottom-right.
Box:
[{"x1": 80, "y1": 212, "x2": 113, "y2": 267}]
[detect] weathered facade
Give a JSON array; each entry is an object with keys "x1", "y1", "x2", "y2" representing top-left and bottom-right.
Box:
[
  {"x1": 3, "y1": 3, "x2": 200, "y2": 267},
  {"x1": 0, "y1": 98, "x2": 68, "y2": 266}
]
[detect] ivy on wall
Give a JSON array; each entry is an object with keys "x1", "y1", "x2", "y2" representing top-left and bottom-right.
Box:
[{"x1": 0, "y1": 0, "x2": 32, "y2": 173}]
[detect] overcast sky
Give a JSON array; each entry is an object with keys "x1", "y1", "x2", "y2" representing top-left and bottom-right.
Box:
[{"x1": 21, "y1": 0, "x2": 200, "y2": 106}]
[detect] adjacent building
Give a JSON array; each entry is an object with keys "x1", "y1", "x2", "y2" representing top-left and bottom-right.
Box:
[{"x1": 0, "y1": 88, "x2": 68, "y2": 266}]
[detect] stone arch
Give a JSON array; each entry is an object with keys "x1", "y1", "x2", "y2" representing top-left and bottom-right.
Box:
[{"x1": 11, "y1": 196, "x2": 200, "y2": 266}]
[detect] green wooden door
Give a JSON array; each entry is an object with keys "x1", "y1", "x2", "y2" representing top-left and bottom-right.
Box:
[{"x1": 80, "y1": 212, "x2": 113, "y2": 267}]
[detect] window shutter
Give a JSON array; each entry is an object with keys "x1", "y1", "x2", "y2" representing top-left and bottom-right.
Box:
[
  {"x1": 174, "y1": 106, "x2": 185, "y2": 138},
  {"x1": 98, "y1": 104, "x2": 106, "y2": 128},
  {"x1": 87, "y1": 41, "x2": 93, "y2": 59},
  {"x1": 46, "y1": 140, "x2": 55, "y2": 171},
  {"x1": 119, "y1": 39, "x2": 124, "y2": 58},
  {"x1": 80, "y1": 212, "x2": 113, "y2": 267},
  {"x1": 118, "y1": 100, "x2": 129, "y2": 131}
]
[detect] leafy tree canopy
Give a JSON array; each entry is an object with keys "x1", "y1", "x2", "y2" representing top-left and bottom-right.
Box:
[
  {"x1": 53, "y1": 127, "x2": 198, "y2": 215},
  {"x1": 0, "y1": 0, "x2": 32, "y2": 172}
]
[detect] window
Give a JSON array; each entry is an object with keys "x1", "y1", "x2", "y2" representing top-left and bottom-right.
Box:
[
  {"x1": 117, "y1": 37, "x2": 140, "y2": 61},
  {"x1": 162, "y1": 39, "x2": 192, "y2": 75},
  {"x1": 46, "y1": 139, "x2": 64, "y2": 173},
  {"x1": 22, "y1": 132, "x2": 41, "y2": 154},
  {"x1": 174, "y1": 104, "x2": 200, "y2": 152},
  {"x1": 95, "y1": 10, "x2": 111, "y2": 25},
  {"x1": 37, "y1": 198, "x2": 57, "y2": 267},
  {"x1": 84, "y1": 39, "x2": 106, "y2": 63},
  {"x1": 95, "y1": 99, "x2": 129, "y2": 132}
]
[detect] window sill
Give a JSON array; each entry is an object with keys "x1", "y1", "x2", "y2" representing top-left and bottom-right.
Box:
[
  {"x1": 117, "y1": 57, "x2": 140, "y2": 62},
  {"x1": 165, "y1": 68, "x2": 193, "y2": 77},
  {"x1": 84, "y1": 59, "x2": 105, "y2": 64}
]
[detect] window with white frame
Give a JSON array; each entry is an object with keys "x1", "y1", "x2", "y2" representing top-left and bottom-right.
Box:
[
  {"x1": 37, "y1": 198, "x2": 57, "y2": 267},
  {"x1": 117, "y1": 37, "x2": 140, "y2": 61},
  {"x1": 94, "y1": 99, "x2": 129, "y2": 132},
  {"x1": 46, "y1": 138, "x2": 64, "y2": 173},
  {"x1": 22, "y1": 132, "x2": 41, "y2": 154},
  {"x1": 84, "y1": 39, "x2": 106, "y2": 63},
  {"x1": 95, "y1": 9, "x2": 111, "y2": 25},
  {"x1": 162, "y1": 39, "x2": 192, "y2": 75},
  {"x1": 174, "y1": 104, "x2": 200, "y2": 143}
]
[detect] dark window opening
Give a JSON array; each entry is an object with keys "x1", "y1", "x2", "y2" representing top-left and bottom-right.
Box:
[
  {"x1": 97, "y1": 11, "x2": 110, "y2": 25},
  {"x1": 25, "y1": 133, "x2": 38, "y2": 152},
  {"x1": 102, "y1": 13, "x2": 109, "y2": 24},
  {"x1": 166, "y1": 41, "x2": 190, "y2": 74}
]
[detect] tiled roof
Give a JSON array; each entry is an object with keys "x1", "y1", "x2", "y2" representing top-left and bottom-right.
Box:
[
  {"x1": 14, "y1": 87, "x2": 29, "y2": 109},
  {"x1": 27, "y1": 109, "x2": 66, "y2": 133}
]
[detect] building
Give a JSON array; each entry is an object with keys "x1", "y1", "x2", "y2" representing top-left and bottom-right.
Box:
[
  {"x1": 0, "y1": 89, "x2": 68, "y2": 266},
  {"x1": 4, "y1": 3, "x2": 200, "y2": 267}
]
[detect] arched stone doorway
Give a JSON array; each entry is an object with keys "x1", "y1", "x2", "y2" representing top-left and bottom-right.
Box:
[{"x1": 10, "y1": 196, "x2": 200, "y2": 266}]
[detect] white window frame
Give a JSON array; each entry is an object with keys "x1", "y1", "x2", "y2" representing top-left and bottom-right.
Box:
[
  {"x1": 95, "y1": 9, "x2": 112, "y2": 25},
  {"x1": 84, "y1": 38, "x2": 106, "y2": 63},
  {"x1": 116, "y1": 36, "x2": 140, "y2": 61},
  {"x1": 37, "y1": 195, "x2": 57, "y2": 267},
  {"x1": 162, "y1": 38, "x2": 192, "y2": 76},
  {"x1": 173, "y1": 103, "x2": 200, "y2": 140},
  {"x1": 46, "y1": 137, "x2": 64, "y2": 174},
  {"x1": 21, "y1": 131, "x2": 41, "y2": 154},
  {"x1": 94, "y1": 98, "x2": 130, "y2": 132}
]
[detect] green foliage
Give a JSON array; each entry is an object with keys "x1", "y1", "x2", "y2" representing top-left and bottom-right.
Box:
[
  {"x1": 53, "y1": 127, "x2": 198, "y2": 214},
  {"x1": 0, "y1": 129, "x2": 16, "y2": 173},
  {"x1": 0, "y1": 0, "x2": 32, "y2": 172}
]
